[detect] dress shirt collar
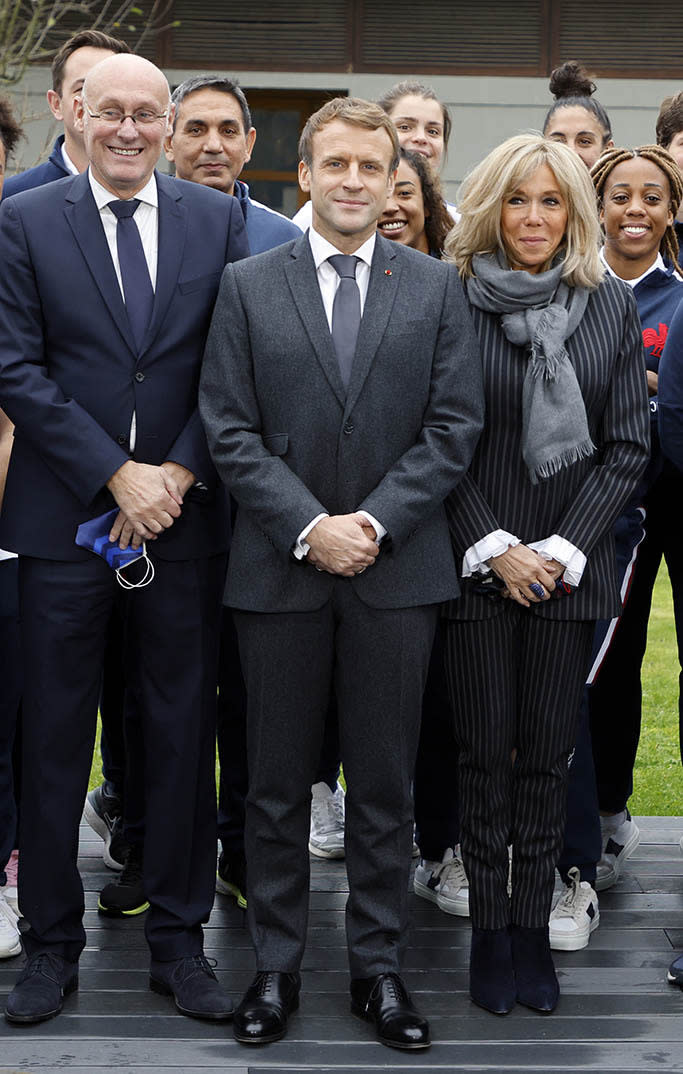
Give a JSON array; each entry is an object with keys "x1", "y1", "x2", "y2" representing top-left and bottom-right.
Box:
[
  {"x1": 599, "y1": 246, "x2": 665, "y2": 289},
  {"x1": 88, "y1": 168, "x2": 159, "y2": 212},
  {"x1": 308, "y1": 225, "x2": 376, "y2": 272},
  {"x1": 60, "y1": 142, "x2": 79, "y2": 176}
]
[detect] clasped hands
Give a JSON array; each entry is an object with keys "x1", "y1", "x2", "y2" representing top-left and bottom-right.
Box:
[
  {"x1": 106, "y1": 459, "x2": 195, "y2": 550},
  {"x1": 488, "y1": 544, "x2": 565, "y2": 608},
  {"x1": 306, "y1": 513, "x2": 378, "y2": 577}
]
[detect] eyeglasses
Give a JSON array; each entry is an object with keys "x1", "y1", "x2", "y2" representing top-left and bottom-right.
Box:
[{"x1": 83, "y1": 105, "x2": 169, "y2": 127}]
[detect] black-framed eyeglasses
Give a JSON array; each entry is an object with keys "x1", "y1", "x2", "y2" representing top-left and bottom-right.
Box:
[{"x1": 84, "y1": 105, "x2": 169, "y2": 127}]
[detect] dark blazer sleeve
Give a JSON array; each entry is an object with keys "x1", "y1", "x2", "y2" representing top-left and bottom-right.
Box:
[
  {"x1": 551, "y1": 286, "x2": 649, "y2": 555},
  {"x1": 199, "y1": 261, "x2": 328, "y2": 552},
  {"x1": 358, "y1": 264, "x2": 484, "y2": 547},
  {"x1": 658, "y1": 300, "x2": 683, "y2": 472},
  {"x1": 0, "y1": 197, "x2": 130, "y2": 507},
  {"x1": 164, "y1": 195, "x2": 250, "y2": 484}
]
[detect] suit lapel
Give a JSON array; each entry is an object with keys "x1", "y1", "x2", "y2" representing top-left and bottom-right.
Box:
[
  {"x1": 284, "y1": 234, "x2": 346, "y2": 407},
  {"x1": 140, "y1": 172, "x2": 187, "y2": 359},
  {"x1": 344, "y1": 234, "x2": 400, "y2": 415},
  {"x1": 63, "y1": 172, "x2": 137, "y2": 357}
]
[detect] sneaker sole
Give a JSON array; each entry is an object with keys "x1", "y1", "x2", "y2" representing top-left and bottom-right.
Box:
[
  {"x1": 97, "y1": 898, "x2": 150, "y2": 917},
  {"x1": 215, "y1": 874, "x2": 247, "y2": 910},
  {"x1": 308, "y1": 841, "x2": 345, "y2": 859},
  {"x1": 413, "y1": 879, "x2": 439, "y2": 905},
  {"x1": 0, "y1": 938, "x2": 22, "y2": 958},
  {"x1": 82, "y1": 800, "x2": 124, "y2": 871},
  {"x1": 149, "y1": 976, "x2": 233, "y2": 1021},
  {"x1": 436, "y1": 891, "x2": 470, "y2": 917},
  {"x1": 4, "y1": 975, "x2": 78, "y2": 1024},
  {"x1": 595, "y1": 825, "x2": 641, "y2": 892},
  {"x1": 549, "y1": 907, "x2": 600, "y2": 951}
]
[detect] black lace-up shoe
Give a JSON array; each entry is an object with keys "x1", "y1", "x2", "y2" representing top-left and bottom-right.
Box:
[
  {"x1": 233, "y1": 970, "x2": 301, "y2": 1043},
  {"x1": 98, "y1": 842, "x2": 149, "y2": 917},
  {"x1": 5, "y1": 952, "x2": 78, "y2": 1024},
  {"x1": 149, "y1": 954, "x2": 233, "y2": 1020},
  {"x1": 350, "y1": 972, "x2": 430, "y2": 1049}
]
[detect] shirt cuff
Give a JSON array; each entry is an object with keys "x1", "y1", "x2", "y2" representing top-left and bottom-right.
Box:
[
  {"x1": 462, "y1": 530, "x2": 521, "y2": 578},
  {"x1": 528, "y1": 534, "x2": 586, "y2": 587},
  {"x1": 293, "y1": 513, "x2": 329, "y2": 560},
  {"x1": 357, "y1": 510, "x2": 386, "y2": 544}
]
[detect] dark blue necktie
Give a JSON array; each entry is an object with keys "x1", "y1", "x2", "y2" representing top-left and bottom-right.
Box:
[
  {"x1": 328, "y1": 254, "x2": 361, "y2": 390},
  {"x1": 108, "y1": 199, "x2": 154, "y2": 351}
]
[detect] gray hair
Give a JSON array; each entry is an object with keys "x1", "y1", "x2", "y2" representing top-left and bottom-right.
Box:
[{"x1": 171, "y1": 76, "x2": 251, "y2": 134}]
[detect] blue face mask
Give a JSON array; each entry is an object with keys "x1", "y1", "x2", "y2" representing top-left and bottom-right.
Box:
[{"x1": 75, "y1": 508, "x2": 154, "y2": 589}]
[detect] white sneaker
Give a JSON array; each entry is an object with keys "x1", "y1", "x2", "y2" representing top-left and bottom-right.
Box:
[
  {"x1": 413, "y1": 846, "x2": 469, "y2": 917},
  {"x1": 549, "y1": 866, "x2": 599, "y2": 951},
  {"x1": 309, "y1": 781, "x2": 345, "y2": 859},
  {"x1": 1, "y1": 848, "x2": 19, "y2": 915},
  {"x1": 0, "y1": 892, "x2": 21, "y2": 959},
  {"x1": 595, "y1": 810, "x2": 640, "y2": 891}
]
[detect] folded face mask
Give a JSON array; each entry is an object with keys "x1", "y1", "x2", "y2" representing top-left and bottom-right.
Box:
[{"x1": 75, "y1": 507, "x2": 155, "y2": 589}]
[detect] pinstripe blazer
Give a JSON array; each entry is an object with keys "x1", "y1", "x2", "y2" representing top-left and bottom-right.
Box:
[{"x1": 445, "y1": 273, "x2": 650, "y2": 621}]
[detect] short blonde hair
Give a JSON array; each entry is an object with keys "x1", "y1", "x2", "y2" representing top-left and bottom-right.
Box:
[
  {"x1": 298, "y1": 97, "x2": 400, "y2": 171},
  {"x1": 446, "y1": 133, "x2": 603, "y2": 289}
]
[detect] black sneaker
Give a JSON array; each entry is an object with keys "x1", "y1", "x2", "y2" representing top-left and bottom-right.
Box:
[
  {"x1": 108, "y1": 816, "x2": 132, "y2": 872},
  {"x1": 98, "y1": 843, "x2": 149, "y2": 917},
  {"x1": 216, "y1": 851, "x2": 247, "y2": 909},
  {"x1": 83, "y1": 781, "x2": 126, "y2": 870}
]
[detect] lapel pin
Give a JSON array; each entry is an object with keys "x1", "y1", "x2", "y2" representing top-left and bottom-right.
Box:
[{"x1": 384, "y1": 269, "x2": 392, "y2": 276}]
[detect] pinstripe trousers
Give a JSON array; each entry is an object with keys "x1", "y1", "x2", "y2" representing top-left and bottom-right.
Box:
[{"x1": 444, "y1": 607, "x2": 593, "y2": 929}]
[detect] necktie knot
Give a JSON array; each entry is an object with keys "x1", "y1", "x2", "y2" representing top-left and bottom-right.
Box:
[
  {"x1": 328, "y1": 254, "x2": 359, "y2": 280},
  {"x1": 109, "y1": 198, "x2": 141, "y2": 220}
]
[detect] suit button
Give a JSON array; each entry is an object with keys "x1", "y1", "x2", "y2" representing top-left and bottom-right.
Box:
[
  {"x1": 117, "y1": 434, "x2": 127, "y2": 445},
  {"x1": 134, "y1": 371, "x2": 145, "y2": 383},
  {"x1": 343, "y1": 421, "x2": 354, "y2": 435}
]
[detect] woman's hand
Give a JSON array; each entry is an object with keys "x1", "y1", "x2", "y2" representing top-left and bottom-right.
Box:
[{"x1": 488, "y1": 544, "x2": 557, "y2": 607}]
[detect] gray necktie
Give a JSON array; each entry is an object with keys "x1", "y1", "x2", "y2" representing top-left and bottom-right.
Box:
[{"x1": 328, "y1": 254, "x2": 361, "y2": 389}]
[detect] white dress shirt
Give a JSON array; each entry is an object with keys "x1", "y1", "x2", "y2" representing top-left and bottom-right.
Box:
[
  {"x1": 88, "y1": 170, "x2": 158, "y2": 453},
  {"x1": 60, "y1": 142, "x2": 79, "y2": 176},
  {"x1": 293, "y1": 226, "x2": 385, "y2": 559}
]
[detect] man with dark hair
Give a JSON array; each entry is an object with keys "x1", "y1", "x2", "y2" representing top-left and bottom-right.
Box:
[
  {"x1": 2, "y1": 29, "x2": 129, "y2": 196},
  {"x1": 164, "y1": 75, "x2": 300, "y2": 253},
  {"x1": 200, "y1": 96, "x2": 483, "y2": 1049},
  {"x1": 0, "y1": 53, "x2": 248, "y2": 1026}
]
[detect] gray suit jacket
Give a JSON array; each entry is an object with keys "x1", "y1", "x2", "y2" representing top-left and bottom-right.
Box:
[{"x1": 199, "y1": 232, "x2": 484, "y2": 612}]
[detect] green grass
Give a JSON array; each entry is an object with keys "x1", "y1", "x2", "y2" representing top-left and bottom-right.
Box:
[
  {"x1": 88, "y1": 566, "x2": 682, "y2": 814},
  {"x1": 632, "y1": 565, "x2": 682, "y2": 815}
]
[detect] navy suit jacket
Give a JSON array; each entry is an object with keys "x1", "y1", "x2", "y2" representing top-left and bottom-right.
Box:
[
  {"x1": 0, "y1": 169, "x2": 249, "y2": 561},
  {"x1": 2, "y1": 136, "x2": 70, "y2": 198}
]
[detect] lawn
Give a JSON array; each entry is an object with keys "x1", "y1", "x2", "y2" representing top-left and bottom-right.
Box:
[{"x1": 88, "y1": 566, "x2": 682, "y2": 815}]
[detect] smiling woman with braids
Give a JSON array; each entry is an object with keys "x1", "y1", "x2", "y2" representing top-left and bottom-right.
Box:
[{"x1": 584, "y1": 146, "x2": 683, "y2": 944}]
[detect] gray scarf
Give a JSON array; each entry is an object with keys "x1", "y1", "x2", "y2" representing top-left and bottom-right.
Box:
[{"x1": 468, "y1": 250, "x2": 594, "y2": 484}]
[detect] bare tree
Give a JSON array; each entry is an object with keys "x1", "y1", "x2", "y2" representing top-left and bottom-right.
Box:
[{"x1": 0, "y1": 0, "x2": 176, "y2": 86}]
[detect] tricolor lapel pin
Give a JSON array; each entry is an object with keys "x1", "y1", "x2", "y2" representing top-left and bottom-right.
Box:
[{"x1": 384, "y1": 269, "x2": 392, "y2": 276}]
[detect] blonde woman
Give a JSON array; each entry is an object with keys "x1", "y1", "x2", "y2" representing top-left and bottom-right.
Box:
[{"x1": 443, "y1": 134, "x2": 649, "y2": 1015}]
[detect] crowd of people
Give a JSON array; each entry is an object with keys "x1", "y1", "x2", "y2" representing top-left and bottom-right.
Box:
[{"x1": 0, "y1": 38, "x2": 682, "y2": 1050}]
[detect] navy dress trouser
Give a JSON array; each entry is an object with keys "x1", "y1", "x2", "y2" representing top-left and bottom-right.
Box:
[{"x1": 17, "y1": 551, "x2": 225, "y2": 963}]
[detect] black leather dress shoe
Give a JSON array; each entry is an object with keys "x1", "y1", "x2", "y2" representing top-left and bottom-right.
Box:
[
  {"x1": 469, "y1": 925, "x2": 516, "y2": 1015},
  {"x1": 233, "y1": 971, "x2": 300, "y2": 1044},
  {"x1": 5, "y1": 952, "x2": 78, "y2": 1024},
  {"x1": 511, "y1": 924, "x2": 559, "y2": 1013},
  {"x1": 149, "y1": 954, "x2": 233, "y2": 1020},
  {"x1": 350, "y1": 972, "x2": 430, "y2": 1050}
]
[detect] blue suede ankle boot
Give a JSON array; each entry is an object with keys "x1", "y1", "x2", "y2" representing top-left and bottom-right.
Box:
[
  {"x1": 469, "y1": 925, "x2": 515, "y2": 1015},
  {"x1": 511, "y1": 924, "x2": 559, "y2": 1013}
]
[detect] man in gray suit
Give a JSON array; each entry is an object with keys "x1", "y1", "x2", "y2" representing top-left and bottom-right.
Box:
[{"x1": 199, "y1": 97, "x2": 483, "y2": 1050}]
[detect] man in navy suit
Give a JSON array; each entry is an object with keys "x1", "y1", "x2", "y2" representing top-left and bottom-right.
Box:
[{"x1": 0, "y1": 53, "x2": 248, "y2": 1024}]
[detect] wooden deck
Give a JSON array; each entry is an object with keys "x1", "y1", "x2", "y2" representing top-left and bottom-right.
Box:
[{"x1": 2, "y1": 817, "x2": 683, "y2": 1072}]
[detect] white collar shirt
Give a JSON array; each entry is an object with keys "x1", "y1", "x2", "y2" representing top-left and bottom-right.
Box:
[
  {"x1": 88, "y1": 169, "x2": 159, "y2": 295},
  {"x1": 307, "y1": 226, "x2": 375, "y2": 330}
]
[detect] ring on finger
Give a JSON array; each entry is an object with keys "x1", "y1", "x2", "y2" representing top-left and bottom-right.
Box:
[{"x1": 529, "y1": 581, "x2": 545, "y2": 598}]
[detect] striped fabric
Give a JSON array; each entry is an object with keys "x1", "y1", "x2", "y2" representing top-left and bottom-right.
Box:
[{"x1": 442, "y1": 273, "x2": 650, "y2": 930}]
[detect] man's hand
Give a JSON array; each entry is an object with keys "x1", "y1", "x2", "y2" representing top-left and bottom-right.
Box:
[
  {"x1": 161, "y1": 460, "x2": 196, "y2": 498},
  {"x1": 306, "y1": 513, "x2": 378, "y2": 577},
  {"x1": 107, "y1": 460, "x2": 182, "y2": 548},
  {"x1": 489, "y1": 544, "x2": 556, "y2": 607}
]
